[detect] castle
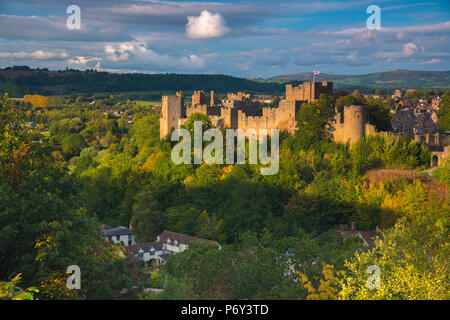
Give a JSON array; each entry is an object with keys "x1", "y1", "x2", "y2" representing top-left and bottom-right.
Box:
[
  {"x1": 159, "y1": 83, "x2": 450, "y2": 168},
  {"x1": 160, "y1": 81, "x2": 334, "y2": 139}
]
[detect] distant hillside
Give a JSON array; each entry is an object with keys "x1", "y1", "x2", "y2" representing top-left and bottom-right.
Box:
[
  {"x1": 271, "y1": 70, "x2": 450, "y2": 92},
  {"x1": 1, "y1": 66, "x2": 448, "y2": 98},
  {"x1": 0, "y1": 66, "x2": 285, "y2": 97},
  {"x1": 271, "y1": 72, "x2": 352, "y2": 81}
]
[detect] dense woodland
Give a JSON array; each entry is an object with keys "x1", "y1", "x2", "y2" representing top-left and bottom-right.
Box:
[
  {"x1": 0, "y1": 89, "x2": 448, "y2": 300},
  {"x1": 0, "y1": 68, "x2": 285, "y2": 96}
]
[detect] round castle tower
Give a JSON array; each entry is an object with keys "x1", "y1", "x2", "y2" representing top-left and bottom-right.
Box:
[{"x1": 343, "y1": 105, "x2": 368, "y2": 145}]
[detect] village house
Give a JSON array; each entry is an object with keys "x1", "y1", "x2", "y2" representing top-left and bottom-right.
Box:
[
  {"x1": 431, "y1": 96, "x2": 441, "y2": 109},
  {"x1": 103, "y1": 225, "x2": 135, "y2": 246},
  {"x1": 126, "y1": 230, "x2": 220, "y2": 267},
  {"x1": 392, "y1": 108, "x2": 439, "y2": 135}
]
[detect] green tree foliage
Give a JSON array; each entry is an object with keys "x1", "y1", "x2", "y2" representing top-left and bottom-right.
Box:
[
  {"x1": 62, "y1": 133, "x2": 87, "y2": 158},
  {"x1": 131, "y1": 190, "x2": 166, "y2": 243},
  {"x1": 351, "y1": 134, "x2": 431, "y2": 170},
  {"x1": 340, "y1": 181, "x2": 449, "y2": 299},
  {"x1": 0, "y1": 94, "x2": 146, "y2": 299},
  {"x1": 0, "y1": 274, "x2": 38, "y2": 300},
  {"x1": 437, "y1": 91, "x2": 450, "y2": 131},
  {"x1": 293, "y1": 94, "x2": 336, "y2": 151}
]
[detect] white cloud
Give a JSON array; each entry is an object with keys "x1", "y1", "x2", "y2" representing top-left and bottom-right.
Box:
[
  {"x1": 186, "y1": 10, "x2": 230, "y2": 39},
  {"x1": 402, "y1": 42, "x2": 419, "y2": 57},
  {"x1": 0, "y1": 50, "x2": 68, "y2": 60},
  {"x1": 104, "y1": 42, "x2": 149, "y2": 62},
  {"x1": 68, "y1": 56, "x2": 101, "y2": 65},
  {"x1": 180, "y1": 54, "x2": 205, "y2": 69},
  {"x1": 420, "y1": 58, "x2": 442, "y2": 64}
]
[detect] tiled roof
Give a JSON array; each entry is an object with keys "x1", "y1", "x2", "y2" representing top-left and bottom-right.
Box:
[
  {"x1": 330, "y1": 224, "x2": 382, "y2": 247},
  {"x1": 356, "y1": 231, "x2": 380, "y2": 246},
  {"x1": 127, "y1": 241, "x2": 163, "y2": 254},
  {"x1": 104, "y1": 226, "x2": 132, "y2": 237},
  {"x1": 157, "y1": 230, "x2": 214, "y2": 245},
  {"x1": 159, "y1": 253, "x2": 172, "y2": 262}
]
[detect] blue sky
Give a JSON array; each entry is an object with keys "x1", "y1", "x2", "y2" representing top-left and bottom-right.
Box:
[{"x1": 0, "y1": 0, "x2": 449, "y2": 77}]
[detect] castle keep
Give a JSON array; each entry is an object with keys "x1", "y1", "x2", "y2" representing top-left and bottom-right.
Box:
[
  {"x1": 159, "y1": 81, "x2": 333, "y2": 139},
  {"x1": 286, "y1": 81, "x2": 333, "y2": 102}
]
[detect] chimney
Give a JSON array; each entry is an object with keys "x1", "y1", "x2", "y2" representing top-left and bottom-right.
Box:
[
  {"x1": 351, "y1": 222, "x2": 356, "y2": 233},
  {"x1": 129, "y1": 223, "x2": 133, "y2": 231},
  {"x1": 101, "y1": 224, "x2": 106, "y2": 232}
]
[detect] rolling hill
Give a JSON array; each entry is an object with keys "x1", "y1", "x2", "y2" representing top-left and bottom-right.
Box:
[
  {"x1": 0, "y1": 66, "x2": 448, "y2": 98},
  {"x1": 271, "y1": 70, "x2": 450, "y2": 92}
]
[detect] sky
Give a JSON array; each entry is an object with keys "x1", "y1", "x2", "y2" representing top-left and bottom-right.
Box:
[{"x1": 0, "y1": 0, "x2": 449, "y2": 78}]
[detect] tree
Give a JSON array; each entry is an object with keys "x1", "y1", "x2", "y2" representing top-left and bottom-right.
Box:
[
  {"x1": 0, "y1": 274, "x2": 38, "y2": 300},
  {"x1": 0, "y1": 94, "x2": 147, "y2": 299},
  {"x1": 437, "y1": 91, "x2": 450, "y2": 131},
  {"x1": 297, "y1": 264, "x2": 339, "y2": 300},
  {"x1": 131, "y1": 190, "x2": 167, "y2": 243},
  {"x1": 294, "y1": 94, "x2": 336, "y2": 151},
  {"x1": 339, "y1": 181, "x2": 449, "y2": 299},
  {"x1": 62, "y1": 133, "x2": 87, "y2": 158}
]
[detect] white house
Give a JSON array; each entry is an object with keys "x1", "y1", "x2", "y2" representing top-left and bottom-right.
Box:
[
  {"x1": 156, "y1": 230, "x2": 220, "y2": 254},
  {"x1": 127, "y1": 230, "x2": 219, "y2": 267},
  {"x1": 127, "y1": 242, "x2": 170, "y2": 267},
  {"x1": 103, "y1": 225, "x2": 135, "y2": 246}
]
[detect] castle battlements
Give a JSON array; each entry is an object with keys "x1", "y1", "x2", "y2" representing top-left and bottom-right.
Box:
[{"x1": 160, "y1": 81, "x2": 333, "y2": 139}]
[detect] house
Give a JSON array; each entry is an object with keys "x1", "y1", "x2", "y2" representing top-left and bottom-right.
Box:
[
  {"x1": 156, "y1": 230, "x2": 218, "y2": 254},
  {"x1": 127, "y1": 242, "x2": 167, "y2": 267},
  {"x1": 126, "y1": 230, "x2": 219, "y2": 267},
  {"x1": 103, "y1": 225, "x2": 135, "y2": 246},
  {"x1": 432, "y1": 96, "x2": 441, "y2": 109}
]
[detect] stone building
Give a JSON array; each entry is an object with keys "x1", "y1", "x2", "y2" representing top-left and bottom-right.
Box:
[
  {"x1": 392, "y1": 108, "x2": 439, "y2": 135},
  {"x1": 159, "y1": 91, "x2": 186, "y2": 139},
  {"x1": 159, "y1": 82, "x2": 326, "y2": 138},
  {"x1": 332, "y1": 105, "x2": 377, "y2": 145},
  {"x1": 286, "y1": 81, "x2": 333, "y2": 102}
]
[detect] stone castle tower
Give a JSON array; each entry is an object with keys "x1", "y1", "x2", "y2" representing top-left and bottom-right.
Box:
[
  {"x1": 333, "y1": 105, "x2": 376, "y2": 145},
  {"x1": 160, "y1": 91, "x2": 185, "y2": 139},
  {"x1": 286, "y1": 81, "x2": 333, "y2": 102}
]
